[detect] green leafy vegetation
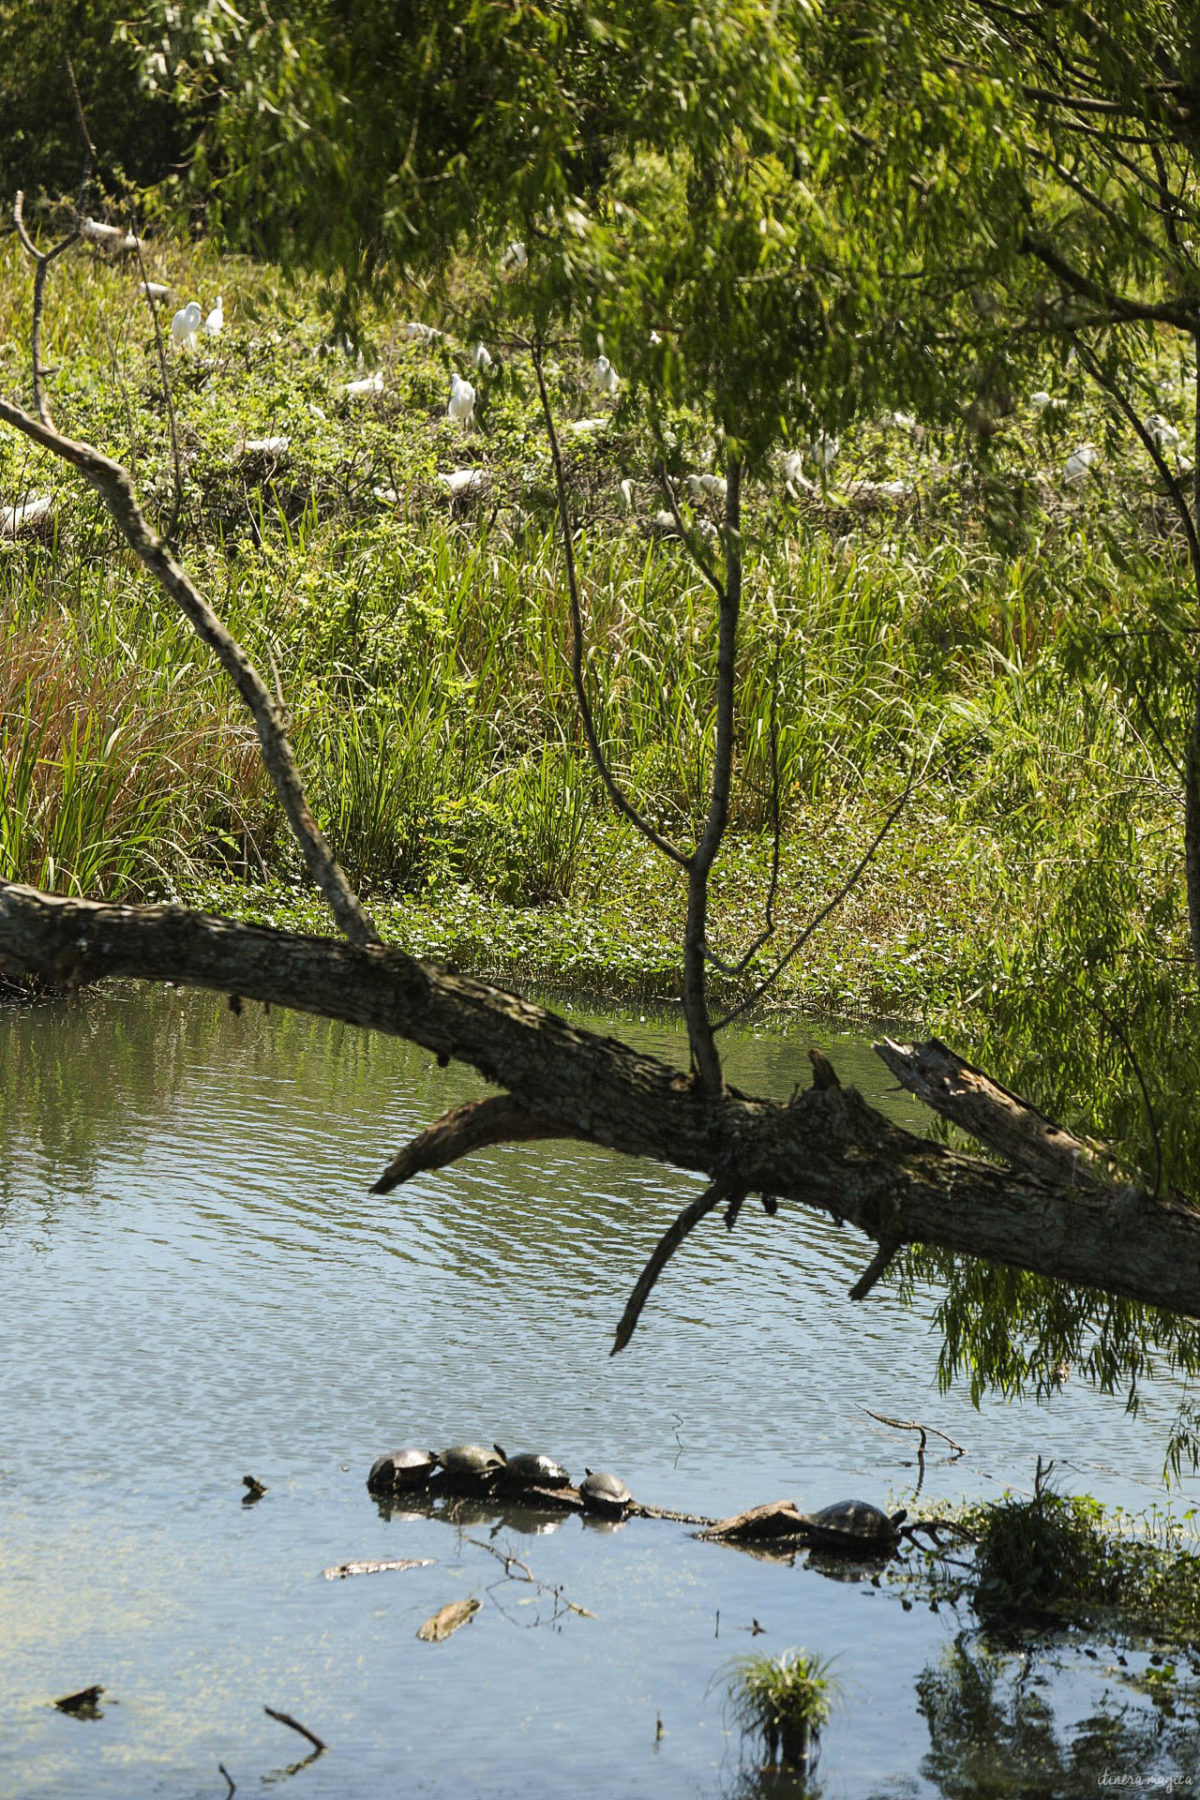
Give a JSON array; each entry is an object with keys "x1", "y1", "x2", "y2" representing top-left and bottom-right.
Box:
[{"x1": 724, "y1": 1647, "x2": 839, "y2": 1770}]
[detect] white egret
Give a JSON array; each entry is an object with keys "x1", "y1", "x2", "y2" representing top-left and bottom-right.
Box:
[
  {"x1": 237, "y1": 437, "x2": 289, "y2": 458},
  {"x1": 404, "y1": 322, "x2": 442, "y2": 344},
  {"x1": 170, "y1": 301, "x2": 202, "y2": 352},
  {"x1": 593, "y1": 354, "x2": 619, "y2": 396},
  {"x1": 204, "y1": 296, "x2": 224, "y2": 337},
  {"x1": 448, "y1": 373, "x2": 476, "y2": 426},
  {"x1": 439, "y1": 468, "x2": 489, "y2": 497},
  {"x1": 500, "y1": 241, "x2": 527, "y2": 273},
  {"x1": 619, "y1": 478, "x2": 635, "y2": 512},
  {"x1": 1146, "y1": 413, "x2": 1181, "y2": 451},
  {"x1": 1064, "y1": 443, "x2": 1098, "y2": 481},
  {"x1": 805, "y1": 431, "x2": 838, "y2": 468},
  {"x1": 1, "y1": 496, "x2": 53, "y2": 535},
  {"x1": 471, "y1": 342, "x2": 492, "y2": 371},
  {"x1": 344, "y1": 371, "x2": 384, "y2": 397},
  {"x1": 140, "y1": 281, "x2": 169, "y2": 301},
  {"x1": 568, "y1": 417, "x2": 606, "y2": 435}
]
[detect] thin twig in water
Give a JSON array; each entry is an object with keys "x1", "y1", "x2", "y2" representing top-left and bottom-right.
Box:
[
  {"x1": 465, "y1": 1535, "x2": 596, "y2": 1620},
  {"x1": 611, "y1": 1180, "x2": 737, "y2": 1354},
  {"x1": 857, "y1": 1406, "x2": 967, "y2": 1459},
  {"x1": 218, "y1": 1763, "x2": 237, "y2": 1797},
  {"x1": 263, "y1": 1707, "x2": 327, "y2": 1754}
]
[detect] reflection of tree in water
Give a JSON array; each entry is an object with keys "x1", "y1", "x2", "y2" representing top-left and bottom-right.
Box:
[
  {"x1": 722, "y1": 1766, "x2": 825, "y2": 1800},
  {"x1": 918, "y1": 1630, "x2": 1200, "y2": 1798}
]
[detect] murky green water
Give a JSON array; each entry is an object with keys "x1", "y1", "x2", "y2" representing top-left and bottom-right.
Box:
[{"x1": 1, "y1": 986, "x2": 1196, "y2": 1798}]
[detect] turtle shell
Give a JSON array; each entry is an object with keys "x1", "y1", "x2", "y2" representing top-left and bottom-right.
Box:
[
  {"x1": 435, "y1": 1444, "x2": 506, "y2": 1487},
  {"x1": 366, "y1": 1447, "x2": 437, "y2": 1493},
  {"x1": 498, "y1": 1450, "x2": 571, "y2": 1489},
  {"x1": 802, "y1": 1500, "x2": 905, "y2": 1551},
  {"x1": 580, "y1": 1468, "x2": 635, "y2": 1516}
]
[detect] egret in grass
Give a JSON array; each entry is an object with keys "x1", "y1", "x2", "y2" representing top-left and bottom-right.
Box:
[
  {"x1": 500, "y1": 241, "x2": 527, "y2": 273},
  {"x1": 1146, "y1": 413, "x2": 1181, "y2": 451},
  {"x1": 471, "y1": 342, "x2": 492, "y2": 371},
  {"x1": 1064, "y1": 443, "x2": 1098, "y2": 481},
  {"x1": 344, "y1": 371, "x2": 384, "y2": 397},
  {"x1": 204, "y1": 296, "x2": 224, "y2": 337},
  {"x1": 448, "y1": 373, "x2": 476, "y2": 426},
  {"x1": 593, "y1": 354, "x2": 619, "y2": 396},
  {"x1": 170, "y1": 301, "x2": 202, "y2": 351}
]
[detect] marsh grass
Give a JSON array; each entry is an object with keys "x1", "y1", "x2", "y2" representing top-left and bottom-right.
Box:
[
  {"x1": 724, "y1": 1647, "x2": 840, "y2": 1770},
  {"x1": 0, "y1": 230, "x2": 1192, "y2": 1037}
]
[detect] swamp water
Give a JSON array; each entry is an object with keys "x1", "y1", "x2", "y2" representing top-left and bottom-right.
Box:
[{"x1": 1, "y1": 984, "x2": 1197, "y2": 1799}]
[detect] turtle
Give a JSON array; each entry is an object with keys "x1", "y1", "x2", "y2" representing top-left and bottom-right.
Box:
[
  {"x1": 366, "y1": 1447, "x2": 438, "y2": 1493},
  {"x1": 433, "y1": 1444, "x2": 507, "y2": 1489},
  {"x1": 580, "y1": 1468, "x2": 635, "y2": 1517},
  {"x1": 799, "y1": 1500, "x2": 907, "y2": 1554},
  {"x1": 494, "y1": 1447, "x2": 571, "y2": 1490}
]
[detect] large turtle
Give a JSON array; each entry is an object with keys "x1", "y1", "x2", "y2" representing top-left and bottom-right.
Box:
[
  {"x1": 366, "y1": 1447, "x2": 438, "y2": 1493},
  {"x1": 434, "y1": 1444, "x2": 507, "y2": 1490},
  {"x1": 580, "y1": 1469, "x2": 635, "y2": 1517},
  {"x1": 494, "y1": 1447, "x2": 571, "y2": 1490},
  {"x1": 799, "y1": 1500, "x2": 906, "y2": 1553}
]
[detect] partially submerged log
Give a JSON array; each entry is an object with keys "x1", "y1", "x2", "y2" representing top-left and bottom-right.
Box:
[
  {"x1": 3, "y1": 884, "x2": 1198, "y2": 1331},
  {"x1": 700, "y1": 1500, "x2": 809, "y2": 1542}
]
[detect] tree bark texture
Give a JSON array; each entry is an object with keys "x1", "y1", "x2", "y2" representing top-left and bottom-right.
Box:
[{"x1": 3, "y1": 882, "x2": 1198, "y2": 1321}]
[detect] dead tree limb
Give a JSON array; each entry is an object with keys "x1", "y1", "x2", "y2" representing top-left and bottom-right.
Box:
[
  {"x1": 3, "y1": 885, "x2": 1199, "y2": 1327},
  {"x1": 373, "y1": 1095, "x2": 581, "y2": 1194},
  {"x1": 875, "y1": 1037, "x2": 1124, "y2": 1192}
]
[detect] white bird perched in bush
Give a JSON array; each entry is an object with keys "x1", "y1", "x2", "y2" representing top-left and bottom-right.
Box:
[
  {"x1": 472, "y1": 342, "x2": 492, "y2": 371},
  {"x1": 171, "y1": 301, "x2": 202, "y2": 351},
  {"x1": 448, "y1": 373, "x2": 476, "y2": 426},
  {"x1": 1064, "y1": 442, "x2": 1098, "y2": 481},
  {"x1": 687, "y1": 472, "x2": 728, "y2": 499},
  {"x1": 140, "y1": 280, "x2": 169, "y2": 301},
  {"x1": 1145, "y1": 413, "x2": 1181, "y2": 451},
  {"x1": 439, "y1": 467, "x2": 489, "y2": 497},
  {"x1": 344, "y1": 371, "x2": 384, "y2": 397},
  {"x1": 805, "y1": 431, "x2": 839, "y2": 468},
  {"x1": 205, "y1": 296, "x2": 224, "y2": 337},
  {"x1": 500, "y1": 240, "x2": 527, "y2": 273},
  {"x1": 619, "y1": 478, "x2": 635, "y2": 511},
  {"x1": 404, "y1": 321, "x2": 442, "y2": 344},
  {"x1": 593, "y1": 354, "x2": 619, "y2": 396}
]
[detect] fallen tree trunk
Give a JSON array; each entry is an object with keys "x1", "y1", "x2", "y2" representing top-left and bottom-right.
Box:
[{"x1": 3, "y1": 881, "x2": 1199, "y2": 1330}]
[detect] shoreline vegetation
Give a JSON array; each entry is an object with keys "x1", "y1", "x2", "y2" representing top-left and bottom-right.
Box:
[{"x1": 0, "y1": 232, "x2": 1191, "y2": 1105}]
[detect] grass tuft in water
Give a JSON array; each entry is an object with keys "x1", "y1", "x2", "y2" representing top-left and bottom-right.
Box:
[{"x1": 725, "y1": 1646, "x2": 839, "y2": 1770}]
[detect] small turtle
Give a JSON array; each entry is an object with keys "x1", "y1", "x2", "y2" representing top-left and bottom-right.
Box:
[
  {"x1": 800, "y1": 1500, "x2": 906, "y2": 1554},
  {"x1": 580, "y1": 1468, "x2": 635, "y2": 1517},
  {"x1": 367, "y1": 1447, "x2": 438, "y2": 1493},
  {"x1": 494, "y1": 1446, "x2": 571, "y2": 1490},
  {"x1": 434, "y1": 1444, "x2": 507, "y2": 1490}
]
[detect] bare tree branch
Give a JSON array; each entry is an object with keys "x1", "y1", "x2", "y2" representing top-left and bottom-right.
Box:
[
  {"x1": 714, "y1": 753, "x2": 922, "y2": 1032},
  {"x1": 0, "y1": 397, "x2": 379, "y2": 947},
  {"x1": 372, "y1": 1095, "x2": 580, "y2": 1194},
  {"x1": 611, "y1": 1180, "x2": 737, "y2": 1354},
  {"x1": 531, "y1": 346, "x2": 688, "y2": 867}
]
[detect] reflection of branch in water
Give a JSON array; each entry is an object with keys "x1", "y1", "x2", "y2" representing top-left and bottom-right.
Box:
[
  {"x1": 218, "y1": 1763, "x2": 236, "y2": 1796},
  {"x1": 261, "y1": 1748, "x2": 323, "y2": 1787},
  {"x1": 466, "y1": 1535, "x2": 596, "y2": 1626}
]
